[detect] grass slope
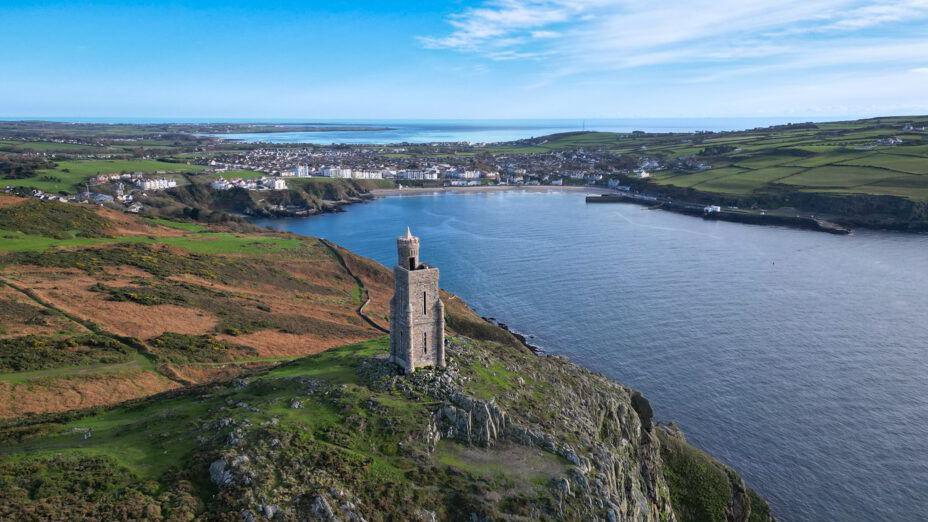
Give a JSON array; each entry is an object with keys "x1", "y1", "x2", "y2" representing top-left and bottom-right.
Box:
[
  {"x1": 0, "y1": 338, "x2": 562, "y2": 519},
  {"x1": 7, "y1": 159, "x2": 205, "y2": 193},
  {"x1": 0, "y1": 196, "x2": 384, "y2": 416},
  {"x1": 496, "y1": 116, "x2": 928, "y2": 203},
  {"x1": 0, "y1": 334, "x2": 773, "y2": 520}
]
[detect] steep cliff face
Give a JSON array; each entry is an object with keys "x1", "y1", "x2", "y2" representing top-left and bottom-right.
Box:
[
  {"x1": 412, "y1": 338, "x2": 675, "y2": 520},
  {"x1": 139, "y1": 178, "x2": 378, "y2": 219}
]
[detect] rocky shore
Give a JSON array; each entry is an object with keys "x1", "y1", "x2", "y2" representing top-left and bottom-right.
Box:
[
  {"x1": 482, "y1": 316, "x2": 545, "y2": 354},
  {"x1": 586, "y1": 192, "x2": 851, "y2": 234},
  {"x1": 601, "y1": 179, "x2": 928, "y2": 233}
]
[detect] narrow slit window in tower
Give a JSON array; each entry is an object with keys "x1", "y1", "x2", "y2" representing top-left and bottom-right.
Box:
[
  {"x1": 408, "y1": 257, "x2": 415, "y2": 270},
  {"x1": 423, "y1": 332, "x2": 428, "y2": 354},
  {"x1": 422, "y1": 291, "x2": 427, "y2": 315}
]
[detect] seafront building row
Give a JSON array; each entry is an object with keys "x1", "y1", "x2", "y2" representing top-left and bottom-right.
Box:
[{"x1": 309, "y1": 166, "x2": 501, "y2": 181}]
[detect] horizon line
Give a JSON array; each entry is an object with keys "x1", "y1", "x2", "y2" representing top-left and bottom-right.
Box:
[{"x1": 3, "y1": 114, "x2": 921, "y2": 123}]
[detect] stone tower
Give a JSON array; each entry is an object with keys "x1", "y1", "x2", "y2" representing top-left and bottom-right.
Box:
[{"x1": 389, "y1": 227, "x2": 445, "y2": 373}]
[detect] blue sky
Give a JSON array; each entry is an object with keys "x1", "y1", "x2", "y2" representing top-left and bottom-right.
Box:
[{"x1": 2, "y1": 0, "x2": 928, "y2": 119}]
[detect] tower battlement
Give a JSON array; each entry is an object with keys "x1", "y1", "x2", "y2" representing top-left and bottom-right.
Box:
[{"x1": 389, "y1": 228, "x2": 445, "y2": 373}]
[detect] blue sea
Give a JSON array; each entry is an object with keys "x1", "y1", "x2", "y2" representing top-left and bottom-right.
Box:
[
  {"x1": 209, "y1": 118, "x2": 837, "y2": 144},
  {"x1": 255, "y1": 191, "x2": 928, "y2": 521},
  {"x1": 1, "y1": 117, "x2": 843, "y2": 144}
]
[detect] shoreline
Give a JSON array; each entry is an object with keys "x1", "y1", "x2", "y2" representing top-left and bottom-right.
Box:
[
  {"x1": 366, "y1": 184, "x2": 854, "y2": 235},
  {"x1": 586, "y1": 192, "x2": 852, "y2": 234},
  {"x1": 370, "y1": 185, "x2": 614, "y2": 197},
  {"x1": 267, "y1": 183, "x2": 859, "y2": 237}
]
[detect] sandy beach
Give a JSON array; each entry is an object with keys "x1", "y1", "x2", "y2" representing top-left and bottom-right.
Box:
[{"x1": 370, "y1": 185, "x2": 616, "y2": 197}]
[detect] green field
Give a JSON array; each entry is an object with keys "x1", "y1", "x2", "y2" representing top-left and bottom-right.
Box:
[
  {"x1": 838, "y1": 153, "x2": 928, "y2": 175},
  {"x1": 501, "y1": 116, "x2": 928, "y2": 202},
  {"x1": 0, "y1": 139, "x2": 201, "y2": 155},
  {"x1": 685, "y1": 167, "x2": 808, "y2": 195},
  {"x1": 6, "y1": 159, "x2": 206, "y2": 193},
  {"x1": 652, "y1": 167, "x2": 748, "y2": 189},
  {"x1": 779, "y1": 165, "x2": 922, "y2": 188},
  {"x1": 0, "y1": 140, "x2": 100, "y2": 153}
]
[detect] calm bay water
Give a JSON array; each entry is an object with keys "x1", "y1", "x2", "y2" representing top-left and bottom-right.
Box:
[{"x1": 255, "y1": 191, "x2": 928, "y2": 521}]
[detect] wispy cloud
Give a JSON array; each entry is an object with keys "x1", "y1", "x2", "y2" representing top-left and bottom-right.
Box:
[
  {"x1": 421, "y1": 0, "x2": 928, "y2": 79},
  {"x1": 418, "y1": 0, "x2": 593, "y2": 59}
]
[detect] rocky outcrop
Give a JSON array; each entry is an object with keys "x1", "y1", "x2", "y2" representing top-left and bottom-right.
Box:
[
  {"x1": 140, "y1": 178, "x2": 376, "y2": 220},
  {"x1": 160, "y1": 336, "x2": 770, "y2": 521},
  {"x1": 382, "y1": 338, "x2": 678, "y2": 521},
  {"x1": 436, "y1": 395, "x2": 507, "y2": 447}
]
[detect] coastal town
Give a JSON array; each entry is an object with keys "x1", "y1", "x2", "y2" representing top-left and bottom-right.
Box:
[
  {"x1": 2, "y1": 117, "x2": 925, "y2": 231},
  {"x1": 197, "y1": 143, "x2": 636, "y2": 186},
  {"x1": 2, "y1": 131, "x2": 663, "y2": 214}
]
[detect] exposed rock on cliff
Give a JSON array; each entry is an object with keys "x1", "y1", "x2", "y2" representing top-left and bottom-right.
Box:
[
  {"x1": 139, "y1": 178, "x2": 377, "y2": 220},
  {"x1": 188, "y1": 335, "x2": 772, "y2": 521}
]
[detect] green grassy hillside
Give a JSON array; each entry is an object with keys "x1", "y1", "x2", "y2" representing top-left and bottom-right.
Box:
[
  {"x1": 499, "y1": 116, "x2": 928, "y2": 203},
  {"x1": 0, "y1": 195, "x2": 384, "y2": 418},
  {"x1": 0, "y1": 335, "x2": 772, "y2": 521},
  {"x1": 6, "y1": 159, "x2": 205, "y2": 193}
]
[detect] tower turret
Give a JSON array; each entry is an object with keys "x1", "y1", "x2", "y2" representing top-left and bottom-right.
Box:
[
  {"x1": 396, "y1": 227, "x2": 420, "y2": 270},
  {"x1": 389, "y1": 228, "x2": 445, "y2": 373}
]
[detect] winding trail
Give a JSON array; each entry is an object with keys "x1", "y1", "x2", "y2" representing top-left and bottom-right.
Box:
[{"x1": 319, "y1": 239, "x2": 390, "y2": 334}]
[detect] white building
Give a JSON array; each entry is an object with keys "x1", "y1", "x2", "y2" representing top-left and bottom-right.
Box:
[
  {"x1": 136, "y1": 178, "x2": 178, "y2": 191},
  {"x1": 352, "y1": 170, "x2": 384, "y2": 180},
  {"x1": 447, "y1": 169, "x2": 481, "y2": 180},
  {"x1": 291, "y1": 165, "x2": 311, "y2": 177},
  {"x1": 263, "y1": 177, "x2": 288, "y2": 190},
  {"x1": 320, "y1": 167, "x2": 353, "y2": 178},
  {"x1": 396, "y1": 169, "x2": 439, "y2": 181}
]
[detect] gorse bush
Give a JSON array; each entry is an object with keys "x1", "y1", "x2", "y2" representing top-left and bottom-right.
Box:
[
  {"x1": 0, "y1": 200, "x2": 111, "y2": 238},
  {"x1": 0, "y1": 334, "x2": 131, "y2": 372}
]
